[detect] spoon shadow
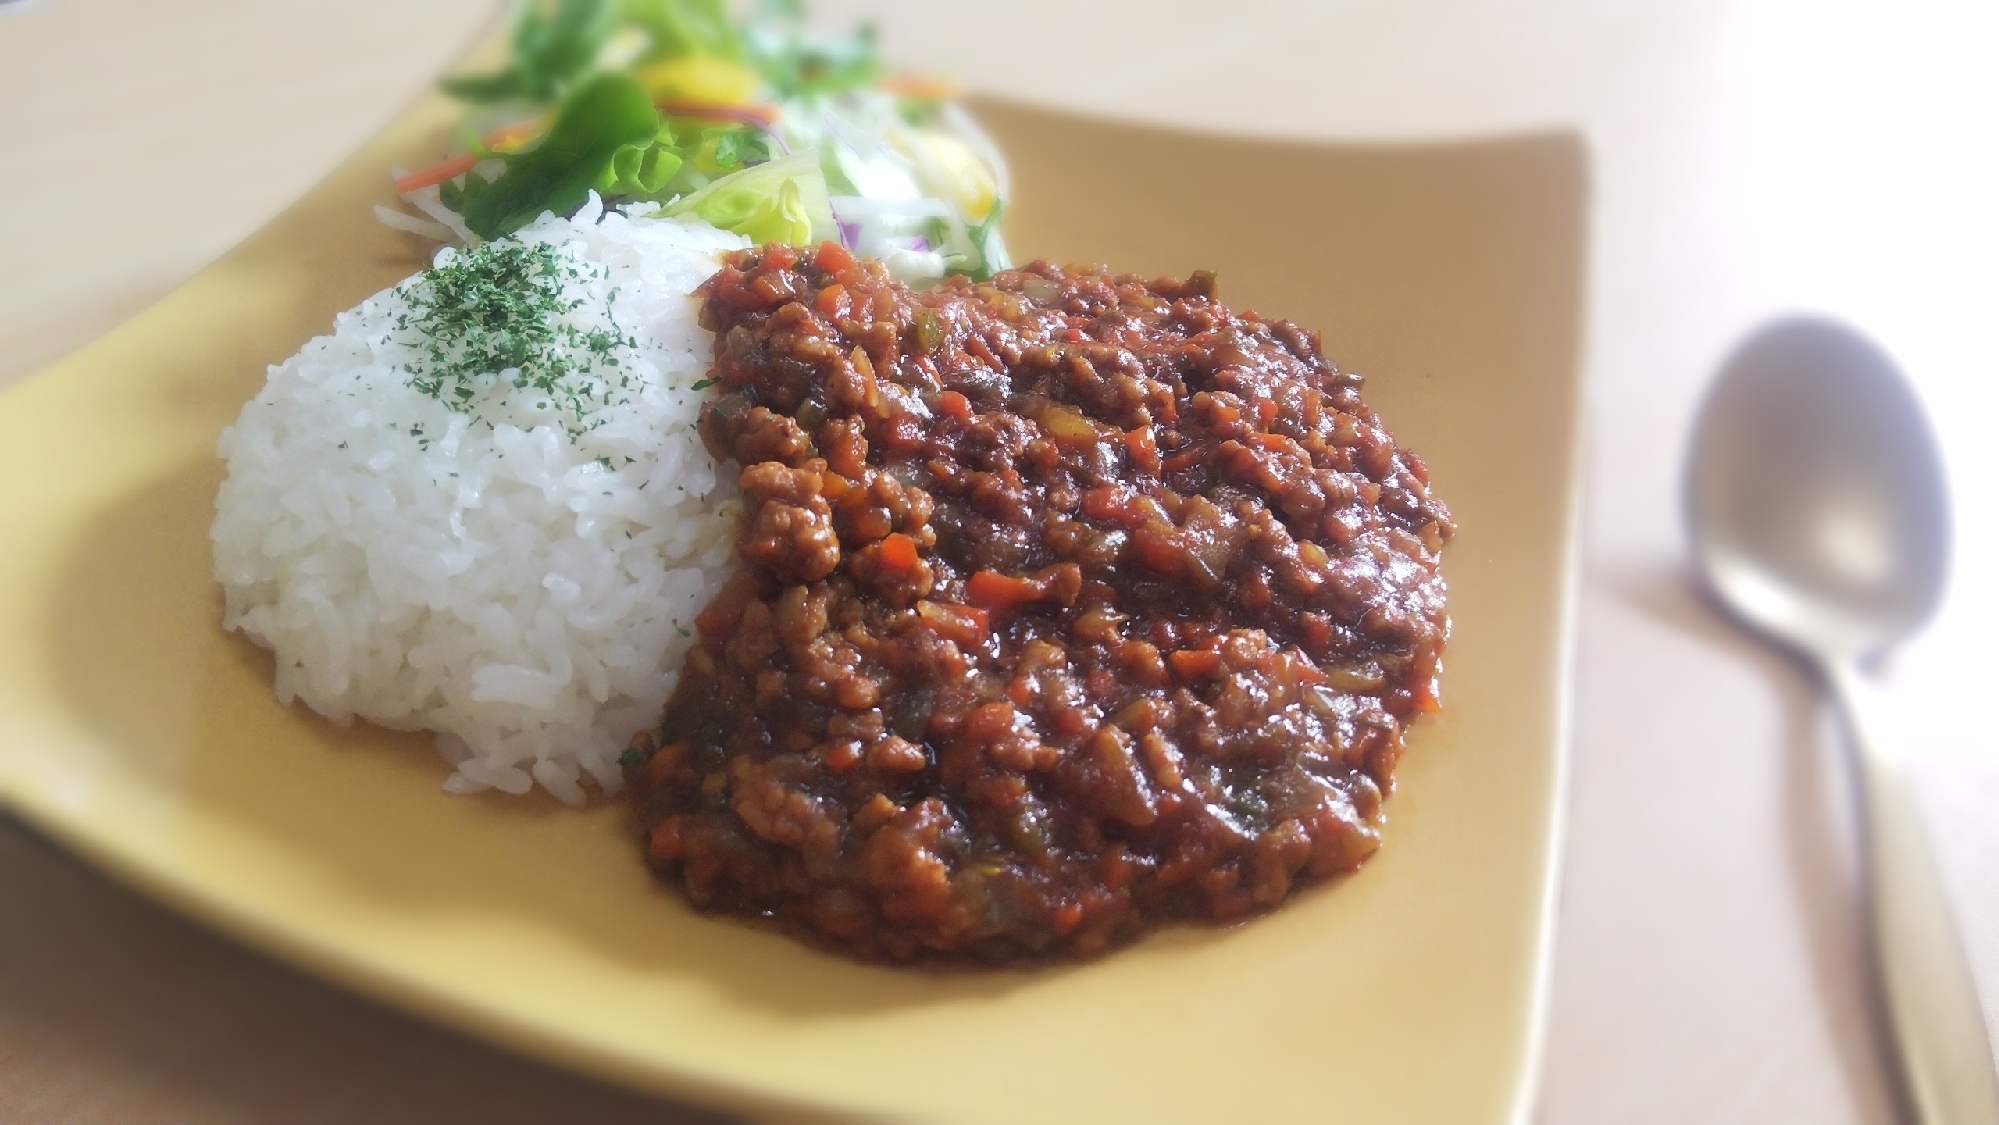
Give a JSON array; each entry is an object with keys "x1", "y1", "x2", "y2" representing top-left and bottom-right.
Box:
[{"x1": 1611, "y1": 559, "x2": 1902, "y2": 1122}]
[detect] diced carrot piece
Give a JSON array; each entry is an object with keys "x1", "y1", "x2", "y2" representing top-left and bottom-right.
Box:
[
  {"x1": 937, "y1": 390, "x2": 972, "y2": 419},
  {"x1": 879, "y1": 412, "x2": 927, "y2": 451},
  {"x1": 815, "y1": 283, "x2": 846, "y2": 317},
  {"x1": 1081, "y1": 486, "x2": 1125, "y2": 522},
  {"x1": 1191, "y1": 393, "x2": 1241, "y2": 427},
  {"x1": 852, "y1": 792, "x2": 900, "y2": 833},
  {"x1": 867, "y1": 736, "x2": 928, "y2": 773},
  {"x1": 815, "y1": 241, "x2": 855, "y2": 274},
  {"x1": 1125, "y1": 425, "x2": 1160, "y2": 474},
  {"x1": 647, "y1": 742, "x2": 687, "y2": 787},
  {"x1": 965, "y1": 569, "x2": 1042, "y2": 612},
  {"x1": 751, "y1": 271, "x2": 799, "y2": 305},
  {"x1": 695, "y1": 572, "x2": 755, "y2": 634},
  {"x1": 1300, "y1": 612, "x2": 1334, "y2": 653},
  {"x1": 1413, "y1": 675, "x2": 1442, "y2": 713},
  {"x1": 823, "y1": 740, "x2": 865, "y2": 773},
  {"x1": 1131, "y1": 525, "x2": 1185, "y2": 575},
  {"x1": 916, "y1": 600, "x2": 990, "y2": 646},
  {"x1": 959, "y1": 604, "x2": 992, "y2": 638},
  {"x1": 877, "y1": 532, "x2": 918, "y2": 573},
  {"x1": 1102, "y1": 844, "x2": 1135, "y2": 891},
  {"x1": 1168, "y1": 649, "x2": 1223, "y2": 679},
  {"x1": 648, "y1": 816, "x2": 684, "y2": 861},
  {"x1": 823, "y1": 422, "x2": 867, "y2": 479},
  {"x1": 708, "y1": 268, "x2": 753, "y2": 309},
  {"x1": 961, "y1": 701, "x2": 1016, "y2": 742},
  {"x1": 1053, "y1": 899, "x2": 1084, "y2": 935}
]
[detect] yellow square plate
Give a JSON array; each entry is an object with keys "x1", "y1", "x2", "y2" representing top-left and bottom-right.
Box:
[{"x1": 0, "y1": 85, "x2": 1586, "y2": 1122}]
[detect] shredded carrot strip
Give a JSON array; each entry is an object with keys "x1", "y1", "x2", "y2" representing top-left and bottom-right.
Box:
[
  {"x1": 394, "y1": 154, "x2": 481, "y2": 195},
  {"x1": 657, "y1": 98, "x2": 780, "y2": 124},
  {"x1": 965, "y1": 570, "x2": 1041, "y2": 612},
  {"x1": 392, "y1": 119, "x2": 547, "y2": 195},
  {"x1": 485, "y1": 118, "x2": 547, "y2": 151},
  {"x1": 878, "y1": 75, "x2": 960, "y2": 100}
]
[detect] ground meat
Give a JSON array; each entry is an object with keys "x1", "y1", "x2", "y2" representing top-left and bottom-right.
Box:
[{"x1": 627, "y1": 243, "x2": 1454, "y2": 962}]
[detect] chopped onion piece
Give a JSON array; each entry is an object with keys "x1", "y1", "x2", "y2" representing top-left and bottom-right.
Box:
[{"x1": 372, "y1": 205, "x2": 456, "y2": 243}]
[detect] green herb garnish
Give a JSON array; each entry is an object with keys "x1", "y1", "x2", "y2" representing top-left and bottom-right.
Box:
[
  {"x1": 394, "y1": 239, "x2": 634, "y2": 442},
  {"x1": 706, "y1": 127, "x2": 767, "y2": 172}
]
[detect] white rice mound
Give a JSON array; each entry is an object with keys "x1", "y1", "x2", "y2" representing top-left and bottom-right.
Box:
[{"x1": 212, "y1": 198, "x2": 749, "y2": 804}]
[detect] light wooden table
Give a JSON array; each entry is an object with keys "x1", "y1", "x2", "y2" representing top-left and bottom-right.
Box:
[{"x1": 5, "y1": 1, "x2": 1997, "y2": 1121}]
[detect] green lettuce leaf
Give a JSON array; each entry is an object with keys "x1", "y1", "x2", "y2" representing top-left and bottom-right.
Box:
[
  {"x1": 663, "y1": 151, "x2": 833, "y2": 245},
  {"x1": 447, "y1": 72, "x2": 661, "y2": 238},
  {"x1": 592, "y1": 128, "x2": 687, "y2": 196},
  {"x1": 619, "y1": 0, "x2": 742, "y2": 62},
  {"x1": 966, "y1": 199, "x2": 1008, "y2": 280},
  {"x1": 705, "y1": 127, "x2": 769, "y2": 172},
  {"x1": 442, "y1": 0, "x2": 619, "y2": 104},
  {"x1": 742, "y1": 14, "x2": 879, "y2": 99}
]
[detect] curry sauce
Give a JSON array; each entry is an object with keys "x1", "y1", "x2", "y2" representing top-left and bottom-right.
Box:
[{"x1": 628, "y1": 244, "x2": 1453, "y2": 961}]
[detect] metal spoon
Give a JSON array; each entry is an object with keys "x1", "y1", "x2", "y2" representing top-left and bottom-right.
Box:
[{"x1": 1686, "y1": 317, "x2": 1997, "y2": 1124}]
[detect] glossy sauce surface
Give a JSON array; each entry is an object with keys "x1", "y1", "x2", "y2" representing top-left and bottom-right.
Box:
[{"x1": 629, "y1": 244, "x2": 1453, "y2": 961}]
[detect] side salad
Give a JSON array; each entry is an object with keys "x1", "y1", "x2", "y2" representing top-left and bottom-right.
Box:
[{"x1": 377, "y1": 0, "x2": 1010, "y2": 282}]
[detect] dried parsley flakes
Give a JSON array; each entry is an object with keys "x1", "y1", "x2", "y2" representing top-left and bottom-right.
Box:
[{"x1": 393, "y1": 240, "x2": 639, "y2": 442}]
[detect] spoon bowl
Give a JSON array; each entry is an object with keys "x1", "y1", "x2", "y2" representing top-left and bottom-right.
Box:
[
  {"x1": 1686, "y1": 317, "x2": 1995, "y2": 1125},
  {"x1": 1687, "y1": 317, "x2": 1949, "y2": 661}
]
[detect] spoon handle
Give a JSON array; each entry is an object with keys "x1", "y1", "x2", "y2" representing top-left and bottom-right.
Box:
[{"x1": 1828, "y1": 661, "x2": 1999, "y2": 1125}]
